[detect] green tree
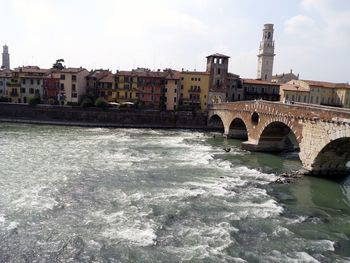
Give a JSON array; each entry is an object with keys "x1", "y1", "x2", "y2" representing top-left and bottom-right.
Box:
[
  {"x1": 94, "y1": 97, "x2": 109, "y2": 108},
  {"x1": 52, "y1": 59, "x2": 65, "y2": 70}
]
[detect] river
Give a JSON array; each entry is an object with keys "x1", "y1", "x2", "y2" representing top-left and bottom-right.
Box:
[{"x1": 0, "y1": 123, "x2": 349, "y2": 262}]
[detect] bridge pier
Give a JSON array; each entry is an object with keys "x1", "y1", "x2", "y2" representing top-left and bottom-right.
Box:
[{"x1": 241, "y1": 136, "x2": 295, "y2": 153}]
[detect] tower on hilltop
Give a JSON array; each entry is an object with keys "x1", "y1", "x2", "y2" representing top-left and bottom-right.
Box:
[
  {"x1": 2, "y1": 45, "x2": 10, "y2": 69},
  {"x1": 257, "y1": 24, "x2": 275, "y2": 81}
]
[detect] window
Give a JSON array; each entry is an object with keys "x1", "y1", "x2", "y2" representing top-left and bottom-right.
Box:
[
  {"x1": 174, "y1": 97, "x2": 176, "y2": 102},
  {"x1": 310, "y1": 96, "x2": 313, "y2": 103},
  {"x1": 316, "y1": 96, "x2": 319, "y2": 104},
  {"x1": 22, "y1": 79, "x2": 26, "y2": 85},
  {"x1": 217, "y1": 68, "x2": 221, "y2": 75},
  {"x1": 35, "y1": 89, "x2": 40, "y2": 94},
  {"x1": 198, "y1": 78, "x2": 201, "y2": 81},
  {"x1": 72, "y1": 84, "x2": 76, "y2": 91},
  {"x1": 60, "y1": 83, "x2": 64, "y2": 90},
  {"x1": 216, "y1": 80, "x2": 220, "y2": 86},
  {"x1": 30, "y1": 79, "x2": 34, "y2": 85},
  {"x1": 181, "y1": 85, "x2": 183, "y2": 90},
  {"x1": 72, "y1": 93, "x2": 77, "y2": 98},
  {"x1": 304, "y1": 96, "x2": 307, "y2": 103},
  {"x1": 60, "y1": 74, "x2": 65, "y2": 80},
  {"x1": 129, "y1": 93, "x2": 132, "y2": 99},
  {"x1": 175, "y1": 80, "x2": 178, "y2": 85},
  {"x1": 174, "y1": 89, "x2": 177, "y2": 93},
  {"x1": 21, "y1": 88, "x2": 26, "y2": 93},
  {"x1": 37, "y1": 79, "x2": 40, "y2": 85},
  {"x1": 72, "y1": 75, "x2": 77, "y2": 81},
  {"x1": 191, "y1": 78, "x2": 194, "y2": 81},
  {"x1": 29, "y1": 88, "x2": 34, "y2": 94}
]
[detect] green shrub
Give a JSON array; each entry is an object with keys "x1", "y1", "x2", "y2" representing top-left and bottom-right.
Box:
[
  {"x1": 94, "y1": 97, "x2": 109, "y2": 108},
  {"x1": 80, "y1": 98, "x2": 94, "y2": 108},
  {"x1": 28, "y1": 96, "x2": 41, "y2": 106}
]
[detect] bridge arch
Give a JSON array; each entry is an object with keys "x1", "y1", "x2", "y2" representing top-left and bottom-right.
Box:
[
  {"x1": 310, "y1": 137, "x2": 350, "y2": 177},
  {"x1": 208, "y1": 114, "x2": 224, "y2": 133},
  {"x1": 228, "y1": 117, "x2": 248, "y2": 139},
  {"x1": 254, "y1": 120, "x2": 300, "y2": 152}
]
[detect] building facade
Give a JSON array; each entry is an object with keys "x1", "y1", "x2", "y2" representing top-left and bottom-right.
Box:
[
  {"x1": 0, "y1": 69, "x2": 12, "y2": 99},
  {"x1": 281, "y1": 80, "x2": 350, "y2": 108},
  {"x1": 179, "y1": 71, "x2": 210, "y2": 112},
  {"x1": 242, "y1": 79, "x2": 280, "y2": 101},
  {"x1": 12, "y1": 66, "x2": 49, "y2": 104},
  {"x1": 86, "y1": 69, "x2": 111, "y2": 98},
  {"x1": 226, "y1": 73, "x2": 242, "y2": 102},
  {"x1": 52, "y1": 67, "x2": 89, "y2": 105},
  {"x1": 164, "y1": 69, "x2": 180, "y2": 111},
  {"x1": 98, "y1": 72, "x2": 115, "y2": 102},
  {"x1": 257, "y1": 24, "x2": 275, "y2": 81}
]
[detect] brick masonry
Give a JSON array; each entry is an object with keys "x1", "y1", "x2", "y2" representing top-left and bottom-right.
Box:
[{"x1": 209, "y1": 100, "x2": 350, "y2": 176}]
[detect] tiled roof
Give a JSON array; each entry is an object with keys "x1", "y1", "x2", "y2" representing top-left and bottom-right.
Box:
[
  {"x1": 228, "y1": 72, "x2": 240, "y2": 78},
  {"x1": 0, "y1": 69, "x2": 12, "y2": 77},
  {"x1": 117, "y1": 70, "x2": 166, "y2": 78},
  {"x1": 53, "y1": 67, "x2": 87, "y2": 73},
  {"x1": 87, "y1": 69, "x2": 110, "y2": 79},
  {"x1": 180, "y1": 71, "x2": 209, "y2": 76},
  {"x1": 14, "y1": 66, "x2": 49, "y2": 74},
  {"x1": 301, "y1": 79, "x2": 350, "y2": 89},
  {"x1": 280, "y1": 84, "x2": 309, "y2": 92},
  {"x1": 206, "y1": 53, "x2": 230, "y2": 58},
  {"x1": 242, "y1": 78, "x2": 280, "y2": 86},
  {"x1": 100, "y1": 72, "x2": 115, "y2": 83}
]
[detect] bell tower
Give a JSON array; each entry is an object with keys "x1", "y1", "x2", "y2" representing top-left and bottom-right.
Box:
[
  {"x1": 257, "y1": 24, "x2": 275, "y2": 81},
  {"x1": 2, "y1": 45, "x2": 10, "y2": 69}
]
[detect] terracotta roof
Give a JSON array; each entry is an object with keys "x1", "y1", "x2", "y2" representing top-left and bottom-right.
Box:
[
  {"x1": 164, "y1": 69, "x2": 181, "y2": 80},
  {"x1": 242, "y1": 78, "x2": 280, "y2": 86},
  {"x1": 100, "y1": 72, "x2": 115, "y2": 83},
  {"x1": 228, "y1": 72, "x2": 240, "y2": 79},
  {"x1": 280, "y1": 83, "x2": 309, "y2": 92},
  {"x1": 301, "y1": 79, "x2": 350, "y2": 89},
  {"x1": 206, "y1": 53, "x2": 230, "y2": 58},
  {"x1": 180, "y1": 71, "x2": 209, "y2": 76},
  {"x1": 117, "y1": 70, "x2": 166, "y2": 78},
  {"x1": 0, "y1": 69, "x2": 12, "y2": 77},
  {"x1": 53, "y1": 67, "x2": 87, "y2": 74},
  {"x1": 87, "y1": 69, "x2": 110, "y2": 79},
  {"x1": 14, "y1": 66, "x2": 49, "y2": 74}
]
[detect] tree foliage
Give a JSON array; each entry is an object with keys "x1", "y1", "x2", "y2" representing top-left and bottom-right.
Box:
[{"x1": 52, "y1": 59, "x2": 65, "y2": 70}]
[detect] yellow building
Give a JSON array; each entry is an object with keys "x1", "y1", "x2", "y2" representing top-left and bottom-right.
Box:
[
  {"x1": 280, "y1": 79, "x2": 350, "y2": 108},
  {"x1": 115, "y1": 71, "x2": 139, "y2": 103},
  {"x1": 179, "y1": 71, "x2": 210, "y2": 112}
]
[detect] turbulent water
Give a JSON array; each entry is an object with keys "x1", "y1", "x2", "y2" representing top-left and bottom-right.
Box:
[{"x1": 0, "y1": 123, "x2": 349, "y2": 262}]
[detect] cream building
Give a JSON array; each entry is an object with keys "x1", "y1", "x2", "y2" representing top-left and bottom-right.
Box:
[
  {"x1": 53, "y1": 67, "x2": 89, "y2": 104},
  {"x1": 280, "y1": 79, "x2": 350, "y2": 108},
  {"x1": 164, "y1": 69, "x2": 180, "y2": 111}
]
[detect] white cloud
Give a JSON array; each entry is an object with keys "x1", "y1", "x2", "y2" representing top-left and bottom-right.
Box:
[{"x1": 285, "y1": 15, "x2": 320, "y2": 39}]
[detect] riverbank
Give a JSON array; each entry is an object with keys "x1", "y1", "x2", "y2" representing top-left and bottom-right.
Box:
[{"x1": 0, "y1": 103, "x2": 209, "y2": 129}]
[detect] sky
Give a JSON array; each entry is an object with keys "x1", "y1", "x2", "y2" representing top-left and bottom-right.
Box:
[{"x1": 0, "y1": 0, "x2": 349, "y2": 82}]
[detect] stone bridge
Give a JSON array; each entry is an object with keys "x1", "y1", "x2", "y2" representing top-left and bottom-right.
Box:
[{"x1": 208, "y1": 100, "x2": 350, "y2": 177}]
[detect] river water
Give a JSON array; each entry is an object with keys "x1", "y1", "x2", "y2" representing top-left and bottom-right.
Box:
[{"x1": 0, "y1": 123, "x2": 349, "y2": 262}]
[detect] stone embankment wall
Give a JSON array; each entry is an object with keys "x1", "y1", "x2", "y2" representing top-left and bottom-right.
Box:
[{"x1": 0, "y1": 103, "x2": 208, "y2": 129}]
